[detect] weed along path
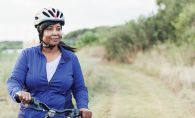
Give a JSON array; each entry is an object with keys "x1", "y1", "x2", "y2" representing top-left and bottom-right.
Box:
[{"x1": 76, "y1": 48, "x2": 195, "y2": 118}]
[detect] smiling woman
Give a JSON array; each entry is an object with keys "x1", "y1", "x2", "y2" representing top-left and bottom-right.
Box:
[
  {"x1": 37, "y1": 21, "x2": 75, "y2": 52},
  {"x1": 43, "y1": 23, "x2": 62, "y2": 45},
  {"x1": 7, "y1": 7, "x2": 92, "y2": 118}
]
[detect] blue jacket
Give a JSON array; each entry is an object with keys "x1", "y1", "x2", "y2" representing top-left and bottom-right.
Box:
[{"x1": 7, "y1": 45, "x2": 89, "y2": 118}]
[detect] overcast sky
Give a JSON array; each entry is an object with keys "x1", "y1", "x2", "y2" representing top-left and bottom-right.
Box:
[{"x1": 0, "y1": 0, "x2": 158, "y2": 42}]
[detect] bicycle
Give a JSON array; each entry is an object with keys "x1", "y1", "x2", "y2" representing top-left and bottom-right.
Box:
[{"x1": 14, "y1": 94, "x2": 82, "y2": 118}]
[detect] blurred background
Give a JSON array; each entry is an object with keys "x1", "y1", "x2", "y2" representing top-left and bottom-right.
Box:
[{"x1": 1, "y1": 0, "x2": 195, "y2": 117}]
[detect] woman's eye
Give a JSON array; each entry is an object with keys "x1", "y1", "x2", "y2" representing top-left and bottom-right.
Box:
[
  {"x1": 47, "y1": 28, "x2": 52, "y2": 30},
  {"x1": 57, "y1": 28, "x2": 61, "y2": 31}
]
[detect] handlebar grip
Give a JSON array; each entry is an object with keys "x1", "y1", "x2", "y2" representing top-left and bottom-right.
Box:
[
  {"x1": 14, "y1": 94, "x2": 21, "y2": 103},
  {"x1": 79, "y1": 111, "x2": 82, "y2": 117},
  {"x1": 14, "y1": 94, "x2": 35, "y2": 104}
]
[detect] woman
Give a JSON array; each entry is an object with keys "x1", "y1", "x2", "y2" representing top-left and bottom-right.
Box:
[{"x1": 7, "y1": 7, "x2": 92, "y2": 118}]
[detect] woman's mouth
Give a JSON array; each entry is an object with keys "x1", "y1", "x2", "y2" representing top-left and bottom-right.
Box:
[{"x1": 51, "y1": 38, "x2": 59, "y2": 42}]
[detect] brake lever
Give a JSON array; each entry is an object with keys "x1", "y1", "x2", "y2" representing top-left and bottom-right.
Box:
[
  {"x1": 25, "y1": 106, "x2": 45, "y2": 112},
  {"x1": 39, "y1": 101, "x2": 51, "y2": 111},
  {"x1": 71, "y1": 109, "x2": 80, "y2": 117}
]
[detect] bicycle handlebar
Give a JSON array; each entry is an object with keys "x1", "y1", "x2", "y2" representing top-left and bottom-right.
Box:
[
  {"x1": 14, "y1": 94, "x2": 82, "y2": 118},
  {"x1": 14, "y1": 94, "x2": 37, "y2": 105}
]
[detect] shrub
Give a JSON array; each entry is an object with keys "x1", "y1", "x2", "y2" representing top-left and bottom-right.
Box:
[
  {"x1": 76, "y1": 31, "x2": 98, "y2": 47},
  {"x1": 171, "y1": 3, "x2": 195, "y2": 45},
  {"x1": 104, "y1": 0, "x2": 195, "y2": 62}
]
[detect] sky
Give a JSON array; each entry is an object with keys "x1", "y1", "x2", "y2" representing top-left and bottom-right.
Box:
[{"x1": 0, "y1": 0, "x2": 158, "y2": 42}]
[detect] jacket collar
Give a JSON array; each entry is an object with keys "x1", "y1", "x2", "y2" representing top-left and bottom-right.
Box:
[{"x1": 37, "y1": 44, "x2": 71, "y2": 64}]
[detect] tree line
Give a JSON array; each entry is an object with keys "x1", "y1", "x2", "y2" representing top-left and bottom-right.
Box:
[{"x1": 0, "y1": 41, "x2": 23, "y2": 52}]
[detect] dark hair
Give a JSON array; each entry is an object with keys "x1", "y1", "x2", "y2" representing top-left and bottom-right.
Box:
[{"x1": 37, "y1": 21, "x2": 76, "y2": 52}]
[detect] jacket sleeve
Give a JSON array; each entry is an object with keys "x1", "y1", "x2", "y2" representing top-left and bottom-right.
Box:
[
  {"x1": 7, "y1": 50, "x2": 28, "y2": 102},
  {"x1": 72, "y1": 55, "x2": 89, "y2": 109}
]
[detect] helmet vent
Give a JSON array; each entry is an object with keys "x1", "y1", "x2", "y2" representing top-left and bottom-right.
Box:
[
  {"x1": 42, "y1": 12, "x2": 50, "y2": 17},
  {"x1": 52, "y1": 8, "x2": 56, "y2": 13},
  {"x1": 57, "y1": 11, "x2": 60, "y2": 17},
  {"x1": 60, "y1": 13, "x2": 63, "y2": 18},
  {"x1": 35, "y1": 16, "x2": 39, "y2": 20},
  {"x1": 48, "y1": 10, "x2": 54, "y2": 17}
]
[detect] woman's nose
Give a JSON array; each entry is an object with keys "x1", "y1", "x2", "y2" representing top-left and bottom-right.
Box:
[{"x1": 52, "y1": 29, "x2": 58, "y2": 35}]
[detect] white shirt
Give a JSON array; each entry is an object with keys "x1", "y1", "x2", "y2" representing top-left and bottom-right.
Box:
[{"x1": 46, "y1": 54, "x2": 61, "y2": 82}]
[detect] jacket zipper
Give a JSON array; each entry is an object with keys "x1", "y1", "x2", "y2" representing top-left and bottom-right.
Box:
[{"x1": 44, "y1": 55, "x2": 49, "y2": 116}]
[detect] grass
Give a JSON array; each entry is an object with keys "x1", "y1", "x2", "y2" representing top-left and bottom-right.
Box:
[
  {"x1": 0, "y1": 53, "x2": 20, "y2": 97},
  {"x1": 87, "y1": 60, "x2": 195, "y2": 118},
  {"x1": 132, "y1": 43, "x2": 195, "y2": 108},
  {"x1": 0, "y1": 53, "x2": 20, "y2": 117},
  {"x1": 76, "y1": 48, "x2": 108, "y2": 99}
]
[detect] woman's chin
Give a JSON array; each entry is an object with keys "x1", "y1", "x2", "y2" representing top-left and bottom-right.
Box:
[{"x1": 50, "y1": 41, "x2": 59, "y2": 46}]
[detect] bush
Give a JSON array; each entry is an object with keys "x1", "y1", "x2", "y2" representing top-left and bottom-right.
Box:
[
  {"x1": 76, "y1": 31, "x2": 98, "y2": 47},
  {"x1": 104, "y1": 0, "x2": 195, "y2": 62},
  {"x1": 171, "y1": 3, "x2": 195, "y2": 45},
  {"x1": 104, "y1": 16, "x2": 159, "y2": 62}
]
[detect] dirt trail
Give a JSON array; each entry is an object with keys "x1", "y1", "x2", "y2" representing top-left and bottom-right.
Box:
[
  {"x1": 76, "y1": 47, "x2": 195, "y2": 118},
  {"x1": 88, "y1": 63, "x2": 195, "y2": 118}
]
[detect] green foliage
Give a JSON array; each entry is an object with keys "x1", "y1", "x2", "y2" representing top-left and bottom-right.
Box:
[
  {"x1": 105, "y1": 15, "x2": 161, "y2": 62},
  {"x1": 63, "y1": 28, "x2": 91, "y2": 39},
  {"x1": 61, "y1": 37, "x2": 77, "y2": 46},
  {"x1": 62, "y1": 26, "x2": 114, "y2": 47},
  {"x1": 76, "y1": 31, "x2": 98, "y2": 47},
  {"x1": 104, "y1": 0, "x2": 195, "y2": 62},
  {"x1": 171, "y1": 3, "x2": 195, "y2": 45},
  {"x1": 0, "y1": 41, "x2": 23, "y2": 53},
  {"x1": 61, "y1": 28, "x2": 91, "y2": 46},
  {"x1": 90, "y1": 26, "x2": 113, "y2": 45},
  {"x1": 0, "y1": 43, "x2": 6, "y2": 53}
]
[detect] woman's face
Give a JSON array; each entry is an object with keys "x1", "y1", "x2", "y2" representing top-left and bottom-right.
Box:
[{"x1": 42, "y1": 23, "x2": 62, "y2": 46}]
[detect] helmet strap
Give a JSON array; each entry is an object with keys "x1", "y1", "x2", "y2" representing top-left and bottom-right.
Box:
[
  {"x1": 41, "y1": 40, "x2": 56, "y2": 50},
  {"x1": 39, "y1": 34, "x2": 56, "y2": 50}
]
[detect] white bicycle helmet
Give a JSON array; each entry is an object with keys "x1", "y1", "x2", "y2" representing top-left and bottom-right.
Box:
[{"x1": 34, "y1": 7, "x2": 65, "y2": 28}]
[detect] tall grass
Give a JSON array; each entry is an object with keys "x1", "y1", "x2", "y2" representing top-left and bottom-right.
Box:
[
  {"x1": 0, "y1": 53, "x2": 19, "y2": 97},
  {"x1": 132, "y1": 42, "x2": 195, "y2": 106},
  {"x1": 0, "y1": 53, "x2": 20, "y2": 117},
  {"x1": 76, "y1": 47, "x2": 107, "y2": 98}
]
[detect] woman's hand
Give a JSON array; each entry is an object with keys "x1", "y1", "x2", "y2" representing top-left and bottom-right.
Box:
[
  {"x1": 16, "y1": 91, "x2": 31, "y2": 107},
  {"x1": 78, "y1": 108, "x2": 92, "y2": 118}
]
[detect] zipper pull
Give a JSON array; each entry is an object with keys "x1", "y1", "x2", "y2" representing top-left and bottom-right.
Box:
[{"x1": 48, "y1": 82, "x2": 49, "y2": 85}]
